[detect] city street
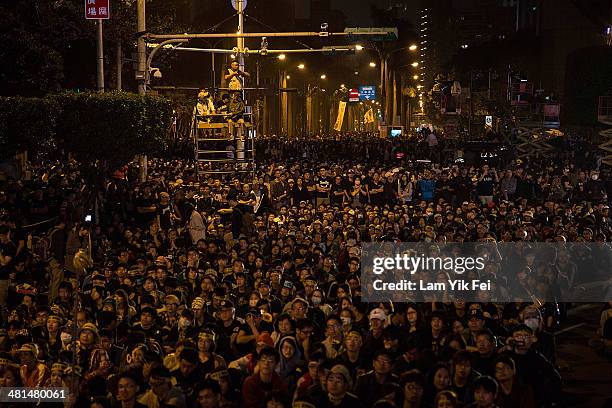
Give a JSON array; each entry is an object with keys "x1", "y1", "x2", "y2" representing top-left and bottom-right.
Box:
[{"x1": 558, "y1": 305, "x2": 612, "y2": 408}]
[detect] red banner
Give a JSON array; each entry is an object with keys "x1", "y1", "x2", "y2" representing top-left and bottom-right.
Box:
[{"x1": 85, "y1": 0, "x2": 109, "y2": 19}]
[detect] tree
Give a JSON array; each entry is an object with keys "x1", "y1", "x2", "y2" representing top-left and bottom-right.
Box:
[
  {"x1": 0, "y1": 97, "x2": 59, "y2": 159},
  {"x1": 53, "y1": 91, "x2": 171, "y2": 169}
]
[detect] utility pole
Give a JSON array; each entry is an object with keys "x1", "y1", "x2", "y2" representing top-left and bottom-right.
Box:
[
  {"x1": 97, "y1": 19, "x2": 105, "y2": 92},
  {"x1": 116, "y1": 41, "x2": 122, "y2": 90},
  {"x1": 137, "y1": 0, "x2": 146, "y2": 96},
  {"x1": 236, "y1": 0, "x2": 246, "y2": 160},
  {"x1": 237, "y1": 0, "x2": 245, "y2": 73},
  {"x1": 137, "y1": 0, "x2": 147, "y2": 181}
]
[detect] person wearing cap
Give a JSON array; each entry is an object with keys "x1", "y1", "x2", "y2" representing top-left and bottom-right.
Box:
[
  {"x1": 76, "y1": 322, "x2": 99, "y2": 372},
  {"x1": 160, "y1": 294, "x2": 180, "y2": 331},
  {"x1": 492, "y1": 355, "x2": 536, "y2": 408},
  {"x1": 354, "y1": 349, "x2": 399, "y2": 408},
  {"x1": 214, "y1": 299, "x2": 241, "y2": 360},
  {"x1": 196, "y1": 89, "x2": 216, "y2": 117},
  {"x1": 363, "y1": 308, "x2": 386, "y2": 354},
  {"x1": 241, "y1": 346, "x2": 288, "y2": 408},
  {"x1": 236, "y1": 302, "x2": 265, "y2": 351},
  {"x1": 288, "y1": 297, "x2": 309, "y2": 321},
  {"x1": 18, "y1": 343, "x2": 50, "y2": 387},
  {"x1": 465, "y1": 309, "x2": 487, "y2": 348},
  {"x1": 138, "y1": 365, "x2": 187, "y2": 408},
  {"x1": 313, "y1": 363, "x2": 363, "y2": 408}
]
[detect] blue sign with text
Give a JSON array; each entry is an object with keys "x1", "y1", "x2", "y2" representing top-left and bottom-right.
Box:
[{"x1": 359, "y1": 85, "x2": 376, "y2": 101}]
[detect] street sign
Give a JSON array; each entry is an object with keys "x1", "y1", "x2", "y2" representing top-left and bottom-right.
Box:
[
  {"x1": 231, "y1": 0, "x2": 247, "y2": 10},
  {"x1": 359, "y1": 85, "x2": 376, "y2": 101},
  {"x1": 485, "y1": 115, "x2": 493, "y2": 128},
  {"x1": 349, "y1": 88, "x2": 360, "y2": 102},
  {"x1": 85, "y1": 0, "x2": 109, "y2": 19}
]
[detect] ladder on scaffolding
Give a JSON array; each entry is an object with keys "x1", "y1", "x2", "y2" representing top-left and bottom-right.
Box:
[
  {"x1": 598, "y1": 96, "x2": 612, "y2": 167},
  {"x1": 515, "y1": 125, "x2": 555, "y2": 159},
  {"x1": 191, "y1": 113, "x2": 256, "y2": 176}
]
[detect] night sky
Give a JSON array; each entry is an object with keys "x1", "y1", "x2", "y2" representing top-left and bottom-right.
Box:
[{"x1": 331, "y1": 0, "x2": 377, "y2": 25}]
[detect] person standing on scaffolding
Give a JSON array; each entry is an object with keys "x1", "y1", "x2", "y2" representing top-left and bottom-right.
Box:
[
  {"x1": 224, "y1": 60, "x2": 250, "y2": 91},
  {"x1": 195, "y1": 89, "x2": 216, "y2": 120}
]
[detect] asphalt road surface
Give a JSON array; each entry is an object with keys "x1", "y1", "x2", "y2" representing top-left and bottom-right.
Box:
[{"x1": 556, "y1": 304, "x2": 612, "y2": 407}]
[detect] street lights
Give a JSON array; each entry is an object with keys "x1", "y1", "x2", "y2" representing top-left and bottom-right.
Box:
[{"x1": 355, "y1": 43, "x2": 418, "y2": 124}]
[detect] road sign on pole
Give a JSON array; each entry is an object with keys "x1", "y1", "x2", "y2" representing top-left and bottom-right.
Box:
[
  {"x1": 359, "y1": 85, "x2": 376, "y2": 101},
  {"x1": 85, "y1": 0, "x2": 109, "y2": 19},
  {"x1": 349, "y1": 88, "x2": 360, "y2": 102}
]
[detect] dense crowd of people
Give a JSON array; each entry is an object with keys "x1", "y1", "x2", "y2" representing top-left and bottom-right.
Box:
[{"x1": 0, "y1": 131, "x2": 611, "y2": 408}]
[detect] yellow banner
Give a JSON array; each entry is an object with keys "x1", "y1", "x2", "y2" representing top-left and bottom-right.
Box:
[
  {"x1": 364, "y1": 108, "x2": 375, "y2": 124},
  {"x1": 334, "y1": 101, "x2": 347, "y2": 131}
]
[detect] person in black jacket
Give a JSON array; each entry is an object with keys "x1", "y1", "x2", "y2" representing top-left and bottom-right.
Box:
[
  {"x1": 500, "y1": 324, "x2": 561, "y2": 407},
  {"x1": 354, "y1": 349, "x2": 400, "y2": 408}
]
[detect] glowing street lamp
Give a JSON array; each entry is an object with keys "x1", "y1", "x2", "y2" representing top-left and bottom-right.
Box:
[
  {"x1": 413, "y1": 75, "x2": 419, "y2": 80},
  {"x1": 355, "y1": 44, "x2": 364, "y2": 51},
  {"x1": 409, "y1": 44, "x2": 418, "y2": 51},
  {"x1": 411, "y1": 62, "x2": 419, "y2": 67},
  {"x1": 369, "y1": 61, "x2": 376, "y2": 67},
  {"x1": 297, "y1": 63, "x2": 305, "y2": 69},
  {"x1": 277, "y1": 53, "x2": 286, "y2": 60},
  {"x1": 320, "y1": 74, "x2": 327, "y2": 79}
]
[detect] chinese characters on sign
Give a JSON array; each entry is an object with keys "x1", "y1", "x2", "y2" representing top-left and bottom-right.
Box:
[
  {"x1": 359, "y1": 85, "x2": 376, "y2": 101},
  {"x1": 85, "y1": 0, "x2": 110, "y2": 19}
]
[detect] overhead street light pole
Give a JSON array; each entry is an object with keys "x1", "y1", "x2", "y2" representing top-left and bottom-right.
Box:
[
  {"x1": 144, "y1": 31, "x2": 395, "y2": 40},
  {"x1": 157, "y1": 46, "x2": 357, "y2": 55}
]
